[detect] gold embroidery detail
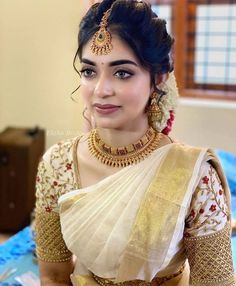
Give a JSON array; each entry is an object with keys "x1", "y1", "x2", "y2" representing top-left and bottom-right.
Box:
[
  {"x1": 35, "y1": 211, "x2": 72, "y2": 262},
  {"x1": 184, "y1": 223, "x2": 235, "y2": 286},
  {"x1": 92, "y1": 264, "x2": 185, "y2": 285}
]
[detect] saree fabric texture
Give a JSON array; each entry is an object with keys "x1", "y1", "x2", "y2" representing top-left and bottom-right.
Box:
[{"x1": 35, "y1": 137, "x2": 236, "y2": 286}]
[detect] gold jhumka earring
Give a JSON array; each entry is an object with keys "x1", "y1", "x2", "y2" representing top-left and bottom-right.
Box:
[
  {"x1": 91, "y1": 8, "x2": 113, "y2": 55},
  {"x1": 147, "y1": 91, "x2": 163, "y2": 131}
]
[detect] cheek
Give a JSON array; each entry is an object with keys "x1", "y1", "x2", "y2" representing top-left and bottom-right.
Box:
[
  {"x1": 124, "y1": 84, "x2": 150, "y2": 107},
  {"x1": 80, "y1": 84, "x2": 93, "y2": 105}
]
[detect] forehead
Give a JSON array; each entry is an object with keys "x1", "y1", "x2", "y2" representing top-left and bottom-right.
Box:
[{"x1": 81, "y1": 34, "x2": 140, "y2": 65}]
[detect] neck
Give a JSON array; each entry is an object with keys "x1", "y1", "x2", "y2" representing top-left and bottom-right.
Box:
[{"x1": 96, "y1": 122, "x2": 150, "y2": 148}]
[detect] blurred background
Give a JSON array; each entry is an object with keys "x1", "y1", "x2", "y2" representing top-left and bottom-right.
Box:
[
  {"x1": 0, "y1": 0, "x2": 235, "y2": 151},
  {"x1": 0, "y1": 0, "x2": 235, "y2": 283}
]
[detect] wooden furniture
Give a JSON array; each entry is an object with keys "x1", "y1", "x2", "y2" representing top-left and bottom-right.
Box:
[{"x1": 0, "y1": 127, "x2": 45, "y2": 232}]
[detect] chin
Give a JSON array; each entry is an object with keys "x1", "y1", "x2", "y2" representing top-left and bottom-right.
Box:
[
  {"x1": 96, "y1": 123, "x2": 122, "y2": 130},
  {"x1": 94, "y1": 118, "x2": 125, "y2": 130}
]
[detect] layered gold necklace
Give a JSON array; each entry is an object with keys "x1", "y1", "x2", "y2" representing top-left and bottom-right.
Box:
[{"x1": 88, "y1": 127, "x2": 162, "y2": 167}]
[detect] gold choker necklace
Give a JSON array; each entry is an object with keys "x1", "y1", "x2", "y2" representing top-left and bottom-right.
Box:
[{"x1": 88, "y1": 127, "x2": 162, "y2": 167}]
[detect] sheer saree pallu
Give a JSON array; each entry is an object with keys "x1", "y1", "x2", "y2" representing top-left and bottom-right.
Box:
[{"x1": 58, "y1": 144, "x2": 224, "y2": 285}]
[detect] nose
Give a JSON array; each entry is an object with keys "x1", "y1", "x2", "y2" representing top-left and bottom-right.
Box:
[{"x1": 94, "y1": 73, "x2": 114, "y2": 98}]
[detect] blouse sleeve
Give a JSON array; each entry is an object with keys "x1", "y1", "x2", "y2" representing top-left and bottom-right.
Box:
[
  {"x1": 34, "y1": 141, "x2": 77, "y2": 262},
  {"x1": 184, "y1": 161, "x2": 235, "y2": 286}
]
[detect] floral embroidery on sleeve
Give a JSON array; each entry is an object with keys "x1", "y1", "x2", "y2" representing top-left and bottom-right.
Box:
[
  {"x1": 184, "y1": 161, "x2": 230, "y2": 237},
  {"x1": 34, "y1": 138, "x2": 80, "y2": 262},
  {"x1": 35, "y1": 138, "x2": 79, "y2": 213}
]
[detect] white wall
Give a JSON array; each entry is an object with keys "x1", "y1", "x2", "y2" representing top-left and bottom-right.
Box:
[
  {"x1": 0, "y1": 0, "x2": 85, "y2": 149},
  {"x1": 172, "y1": 98, "x2": 236, "y2": 154},
  {"x1": 0, "y1": 1, "x2": 236, "y2": 155}
]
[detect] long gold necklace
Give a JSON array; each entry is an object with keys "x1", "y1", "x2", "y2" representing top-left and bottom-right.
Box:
[{"x1": 88, "y1": 127, "x2": 162, "y2": 167}]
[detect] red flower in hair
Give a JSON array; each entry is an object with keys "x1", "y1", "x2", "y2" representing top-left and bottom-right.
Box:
[
  {"x1": 162, "y1": 126, "x2": 171, "y2": 135},
  {"x1": 161, "y1": 110, "x2": 175, "y2": 135},
  {"x1": 170, "y1": 110, "x2": 175, "y2": 120}
]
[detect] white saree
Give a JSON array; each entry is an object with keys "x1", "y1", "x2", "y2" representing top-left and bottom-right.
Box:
[{"x1": 58, "y1": 143, "x2": 222, "y2": 285}]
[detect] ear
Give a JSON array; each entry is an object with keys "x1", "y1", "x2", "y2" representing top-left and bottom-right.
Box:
[{"x1": 155, "y1": 73, "x2": 169, "y2": 86}]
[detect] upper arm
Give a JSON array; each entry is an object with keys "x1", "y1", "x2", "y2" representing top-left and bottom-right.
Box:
[
  {"x1": 34, "y1": 151, "x2": 76, "y2": 283},
  {"x1": 184, "y1": 161, "x2": 235, "y2": 285},
  {"x1": 185, "y1": 161, "x2": 229, "y2": 236}
]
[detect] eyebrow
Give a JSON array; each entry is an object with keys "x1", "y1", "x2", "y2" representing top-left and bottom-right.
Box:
[{"x1": 81, "y1": 58, "x2": 138, "y2": 67}]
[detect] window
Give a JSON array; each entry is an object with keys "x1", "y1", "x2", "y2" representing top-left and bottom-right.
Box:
[
  {"x1": 87, "y1": 0, "x2": 236, "y2": 100},
  {"x1": 150, "y1": 0, "x2": 236, "y2": 100},
  {"x1": 151, "y1": 5, "x2": 172, "y2": 34}
]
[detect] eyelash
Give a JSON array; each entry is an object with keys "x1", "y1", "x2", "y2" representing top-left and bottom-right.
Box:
[
  {"x1": 79, "y1": 68, "x2": 134, "y2": 80},
  {"x1": 80, "y1": 68, "x2": 96, "y2": 78},
  {"x1": 115, "y1": 70, "x2": 134, "y2": 79}
]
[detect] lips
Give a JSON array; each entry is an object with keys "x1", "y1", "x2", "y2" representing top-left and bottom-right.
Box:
[
  {"x1": 94, "y1": 103, "x2": 119, "y2": 108},
  {"x1": 93, "y1": 103, "x2": 121, "y2": 115}
]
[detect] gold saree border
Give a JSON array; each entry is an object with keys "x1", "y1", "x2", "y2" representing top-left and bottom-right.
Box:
[{"x1": 116, "y1": 144, "x2": 203, "y2": 282}]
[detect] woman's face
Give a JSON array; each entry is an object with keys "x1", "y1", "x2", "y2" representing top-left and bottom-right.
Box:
[{"x1": 80, "y1": 34, "x2": 152, "y2": 131}]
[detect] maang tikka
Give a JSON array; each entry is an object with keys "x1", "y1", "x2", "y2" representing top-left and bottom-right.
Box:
[{"x1": 91, "y1": 8, "x2": 113, "y2": 55}]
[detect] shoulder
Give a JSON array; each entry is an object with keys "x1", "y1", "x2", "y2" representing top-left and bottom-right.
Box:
[
  {"x1": 168, "y1": 142, "x2": 225, "y2": 178},
  {"x1": 170, "y1": 138, "x2": 204, "y2": 151},
  {"x1": 35, "y1": 137, "x2": 81, "y2": 212},
  {"x1": 42, "y1": 136, "x2": 80, "y2": 168},
  {"x1": 38, "y1": 136, "x2": 81, "y2": 188},
  {"x1": 166, "y1": 140, "x2": 207, "y2": 161},
  {"x1": 185, "y1": 159, "x2": 230, "y2": 236}
]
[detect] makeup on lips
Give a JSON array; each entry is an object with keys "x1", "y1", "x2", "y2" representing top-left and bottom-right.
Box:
[{"x1": 94, "y1": 103, "x2": 121, "y2": 115}]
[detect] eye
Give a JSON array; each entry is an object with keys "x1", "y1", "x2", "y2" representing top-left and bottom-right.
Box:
[
  {"x1": 115, "y1": 70, "x2": 134, "y2": 79},
  {"x1": 80, "y1": 68, "x2": 96, "y2": 78}
]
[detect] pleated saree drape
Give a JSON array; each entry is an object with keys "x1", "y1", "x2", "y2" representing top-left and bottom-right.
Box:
[{"x1": 58, "y1": 143, "x2": 230, "y2": 285}]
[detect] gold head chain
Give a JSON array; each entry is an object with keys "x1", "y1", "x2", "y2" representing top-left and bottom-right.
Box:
[{"x1": 91, "y1": 8, "x2": 113, "y2": 55}]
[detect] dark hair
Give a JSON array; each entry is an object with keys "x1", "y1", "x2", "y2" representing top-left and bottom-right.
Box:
[{"x1": 74, "y1": 0, "x2": 174, "y2": 87}]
